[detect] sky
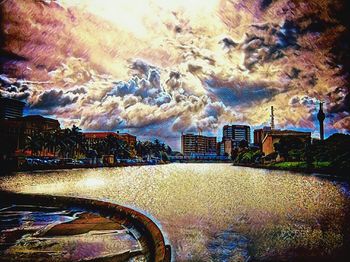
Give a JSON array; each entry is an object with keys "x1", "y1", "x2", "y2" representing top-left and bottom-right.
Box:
[{"x1": 0, "y1": 0, "x2": 349, "y2": 149}]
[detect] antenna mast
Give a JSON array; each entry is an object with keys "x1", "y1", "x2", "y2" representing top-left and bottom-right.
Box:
[{"x1": 270, "y1": 106, "x2": 275, "y2": 130}]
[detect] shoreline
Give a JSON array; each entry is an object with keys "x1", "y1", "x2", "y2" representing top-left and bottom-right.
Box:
[
  {"x1": 0, "y1": 160, "x2": 231, "y2": 175},
  {"x1": 233, "y1": 163, "x2": 349, "y2": 180},
  {"x1": 0, "y1": 161, "x2": 170, "y2": 175},
  {"x1": 2, "y1": 161, "x2": 348, "y2": 181}
]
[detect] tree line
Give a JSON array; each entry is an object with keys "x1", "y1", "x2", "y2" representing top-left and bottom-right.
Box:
[
  {"x1": 233, "y1": 133, "x2": 350, "y2": 174},
  {"x1": 24, "y1": 125, "x2": 172, "y2": 160}
]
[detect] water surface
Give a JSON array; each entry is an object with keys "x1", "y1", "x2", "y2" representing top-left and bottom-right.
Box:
[{"x1": 1, "y1": 163, "x2": 349, "y2": 261}]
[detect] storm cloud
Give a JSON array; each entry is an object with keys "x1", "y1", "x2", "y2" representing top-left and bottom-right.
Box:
[{"x1": 31, "y1": 89, "x2": 79, "y2": 110}]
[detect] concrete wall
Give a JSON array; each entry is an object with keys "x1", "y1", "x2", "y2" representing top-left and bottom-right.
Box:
[{"x1": 0, "y1": 191, "x2": 171, "y2": 262}]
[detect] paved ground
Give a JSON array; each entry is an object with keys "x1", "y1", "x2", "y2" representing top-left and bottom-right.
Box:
[{"x1": 0, "y1": 204, "x2": 146, "y2": 261}]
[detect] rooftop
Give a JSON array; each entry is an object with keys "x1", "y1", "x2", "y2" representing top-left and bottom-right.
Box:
[{"x1": 83, "y1": 131, "x2": 135, "y2": 138}]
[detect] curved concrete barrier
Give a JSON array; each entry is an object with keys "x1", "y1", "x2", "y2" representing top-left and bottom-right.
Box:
[{"x1": 0, "y1": 191, "x2": 171, "y2": 262}]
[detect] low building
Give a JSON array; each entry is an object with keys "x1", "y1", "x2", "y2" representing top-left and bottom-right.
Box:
[
  {"x1": 84, "y1": 131, "x2": 137, "y2": 147},
  {"x1": 0, "y1": 115, "x2": 61, "y2": 159},
  {"x1": 253, "y1": 126, "x2": 272, "y2": 148},
  {"x1": 181, "y1": 134, "x2": 217, "y2": 155},
  {"x1": 118, "y1": 132, "x2": 137, "y2": 146},
  {"x1": 262, "y1": 130, "x2": 311, "y2": 156},
  {"x1": 217, "y1": 139, "x2": 235, "y2": 157},
  {"x1": 0, "y1": 118, "x2": 23, "y2": 158},
  {"x1": 21, "y1": 115, "x2": 60, "y2": 136}
]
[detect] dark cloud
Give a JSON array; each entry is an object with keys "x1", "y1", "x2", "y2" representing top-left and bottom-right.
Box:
[
  {"x1": 0, "y1": 75, "x2": 31, "y2": 100},
  {"x1": 289, "y1": 95, "x2": 317, "y2": 107},
  {"x1": 107, "y1": 80, "x2": 138, "y2": 98},
  {"x1": 219, "y1": 37, "x2": 238, "y2": 49},
  {"x1": 67, "y1": 86, "x2": 87, "y2": 95},
  {"x1": 241, "y1": 21, "x2": 300, "y2": 70},
  {"x1": 130, "y1": 59, "x2": 156, "y2": 78},
  {"x1": 328, "y1": 86, "x2": 350, "y2": 114},
  {"x1": 32, "y1": 89, "x2": 78, "y2": 109},
  {"x1": 0, "y1": 86, "x2": 31, "y2": 100},
  {"x1": 205, "y1": 77, "x2": 279, "y2": 107},
  {"x1": 0, "y1": 75, "x2": 12, "y2": 86},
  {"x1": 276, "y1": 20, "x2": 299, "y2": 49},
  {"x1": 287, "y1": 67, "x2": 301, "y2": 79},
  {"x1": 260, "y1": 0, "x2": 273, "y2": 11}
]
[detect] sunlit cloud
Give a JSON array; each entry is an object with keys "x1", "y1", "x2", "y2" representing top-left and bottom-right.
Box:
[{"x1": 0, "y1": 0, "x2": 349, "y2": 148}]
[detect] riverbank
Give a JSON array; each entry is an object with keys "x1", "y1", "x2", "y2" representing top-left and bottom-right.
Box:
[
  {"x1": 233, "y1": 162, "x2": 349, "y2": 179},
  {"x1": 0, "y1": 160, "x2": 169, "y2": 175}
]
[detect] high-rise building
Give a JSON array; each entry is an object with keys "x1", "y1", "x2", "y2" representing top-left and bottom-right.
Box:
[
  {"x1": 0, "y1": 97, "x2": 25, "y2": 119},
  {"x1": 181, "y1": 134, "x2": 217, "y2": 155},
  {"x1": 222, "y1": 125, "x2": 250, "y2": 147}
]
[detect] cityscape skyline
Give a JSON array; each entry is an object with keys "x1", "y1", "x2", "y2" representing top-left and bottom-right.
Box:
[
  {"x1": 19, "y1": 104, "x2": 335, "y2": 151},
  {"x1": 21, "y1": 101, "x2": 336, "y2": 151}
]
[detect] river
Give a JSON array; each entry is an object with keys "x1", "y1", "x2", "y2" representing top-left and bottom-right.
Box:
[{"x1": 1, "y1": 163, "x2": 349, "y2": 261}]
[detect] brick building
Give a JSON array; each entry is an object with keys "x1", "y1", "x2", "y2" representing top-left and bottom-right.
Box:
[
  {"x1": 253, "y1": 126, "x2": 272, "y2": 149},
  {"x1": 181, "y1": 134, "x2": 217, "y2": 155},
  {"x1": 84, "y1": 132, "x2": 137, "y2": 147},
  {"x1": 0, "y1": 115, "x2": 60, "y2": 158}
]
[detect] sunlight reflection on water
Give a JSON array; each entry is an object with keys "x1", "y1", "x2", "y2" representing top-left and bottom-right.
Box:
[{"x1": 1, "y1": 163, "x2": 349, "y2": 261}]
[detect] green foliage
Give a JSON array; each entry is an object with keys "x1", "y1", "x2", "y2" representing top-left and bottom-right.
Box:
[
  {"x1": 23, "y1": 125, "x2": 137, "y2": 159},
  {"x1": 310, "y1": 134, "x2": 350, "y2": 172},
  {"x1": 235, "y1": 149, "x2": 263, "y2": 164},
  {"x1": 238, "y1": 139, "x2": 249, "y2": 149},
  {"x1": 160, "y1": 151, "x2": 169, "y2": 162},
  {"x1": 135, "y1": 139, "x2": 172, "y2": 160},
  {"x1": 274, "y1": 136, "x2": 305, "y2": 160},
  {"x1": 273, "y1": 162, "x2": 308, "y2": 169},
  {"x1": 313, "y1": 161, "x2": 331, "y2": 168},
  {"x1": 288, "y1": 149, "x2": 305, "y2": 161},
  {"x1": 24, "y1": 132, "x2": 44, "y2": 156},
  {"x1": 272, "y1": 161, "x2": 333, "y2": 170},
  {"x1": 268, "y1": 134, "x2": 350, "y2": 174}
]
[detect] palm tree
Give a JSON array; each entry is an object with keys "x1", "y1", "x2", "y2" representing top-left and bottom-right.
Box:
[
  {"x1": 106, "y1": 134, "x2": 118, "y2": 155},
  {"x1": 55, "y1": 129, "x2": 74, "y2": 158},
  {"x1": 142, "y1": 141, "x2": 152, "y2": 160},
  {"x1": 70, "y1": 125, "x2": 83, "y2": 158},
  {"x1": 118, "y1": 140, "x2": 131, "y2": 159},
  {"x1": 24, "y1": 132, "x2": 44, "y2": 156},
  {"x1": 154, "y1": 139, "x2": 161, "y2": 158},
  {"x1": 43, "y1": 131, "x2": 59, "y2": 157}
]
